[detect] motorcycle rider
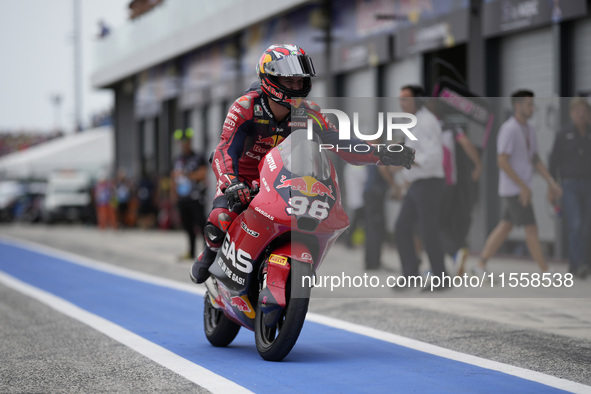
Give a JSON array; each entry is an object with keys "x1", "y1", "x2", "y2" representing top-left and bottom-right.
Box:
[{"x1": 190, "y1": 44, "x2": 415, "y2": 284}]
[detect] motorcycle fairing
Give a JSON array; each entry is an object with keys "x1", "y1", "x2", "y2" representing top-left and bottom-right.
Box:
[
  {"x1": 257, "y1": 240, "x2": 314, "y2": 326},
  {"x1": 206, "y1": 131, "x2": 350, "y2": 331}
]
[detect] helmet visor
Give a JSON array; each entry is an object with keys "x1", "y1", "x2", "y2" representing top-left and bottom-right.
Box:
[{"x1": 264, "y1": 55, "x2": 316, "y2": 77}]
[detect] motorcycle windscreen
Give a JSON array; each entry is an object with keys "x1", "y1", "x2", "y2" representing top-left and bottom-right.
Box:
[{"x1": 278, "y1": 130, "x2": 331, "y2": 181}]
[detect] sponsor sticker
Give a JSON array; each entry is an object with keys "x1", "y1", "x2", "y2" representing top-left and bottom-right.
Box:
[
  {"x1": 254, "y1": 206, "x2": 274, "y2": 220},
  {"x1": 241, "y1": 222, "x2": 260, "y2": 238},
  {"x1": 256, "y1": 135, "x2": 283, "y2": 147},
  {"x1": 300, "y1": 252, "x2": 313, "y2": 262},
  {"x1": 266, "y1": 154, "x2": 277, "y2": 172},
  {"x1": 276, "y1": 175, "x2": 335, "y2": 200},
  {"x1": 254, "y1": 104, "x2": 263, "y2": 117},
  {"x1": 269, "y1": 254, "x2": 288, "y2": 266},
  {"x1": 262, "y1": 79, "x2": 283, "y2": 100},
  {"x1": 260, "y1": 98, "x2": 273, "y2": 117},
  {"x1": 230, "y1": 296, "x2": 255, "y2": 319},
  {"x1": 262, "y1": 177, "x2": 271, "y2": 192}
]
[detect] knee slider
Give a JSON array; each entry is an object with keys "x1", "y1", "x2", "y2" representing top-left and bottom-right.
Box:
[{"x1": 204, "y1": 223, "x2": 225, "y2": 247}]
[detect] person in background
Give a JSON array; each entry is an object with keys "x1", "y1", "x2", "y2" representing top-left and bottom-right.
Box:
[
  {"x1": 364, "y1": 163, "x2": 392, "y2": 271},
  {"x1": 136, "y1": 172, "x2": 157, "y2": 229},
  {"x1": 115, "y1": 168, "x2": 132, "y2": 228},
  {"x1": 391, "y1": 85, "x2": 447, "y2": 285},
  {"x1": 399, "y1": 100, "x2": 483, "y2": 277},
  {"x1": 97, "y1": 19, "x2": 110, "y2": 39},
  {"x1": 438, "y1": 120, "x2": 482, "y2": 276},
  {"x1": 549, "y1": 97, "x2": 591, "y2": 279},
  {"x1": 475, "y1": 90, "x2": 562, "y2": 275},
  {"x1": 343, "y1": 164, "x2": 368, "y2": 249},
  {"x1": 171, "y1": 128, "x2": 207, "y2": 261},
  {"x1": 94, "y1": 172, "x2": 117, "y2": 230}
]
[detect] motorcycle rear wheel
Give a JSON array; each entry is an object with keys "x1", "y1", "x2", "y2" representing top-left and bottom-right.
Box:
[
  {"x1": 254, "y1": 266, "x2": 311, "y2": 361},
  {"x1": 203, "y1": 294, "x2": 241, "y2": 347}
]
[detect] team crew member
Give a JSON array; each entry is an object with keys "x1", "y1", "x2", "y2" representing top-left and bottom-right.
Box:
[
  {"x1": 549, "y1": 97, "x2": 591, "y2": 278},
  {"x1": 190, "y1": 44, "x2": 415, "y2": 284},
  {"x1": 171, "y1": 128, "x2": 207, "y2": 261},
  {"x1": 392, "y1": 85, "x2": 447, "y2": 282}
]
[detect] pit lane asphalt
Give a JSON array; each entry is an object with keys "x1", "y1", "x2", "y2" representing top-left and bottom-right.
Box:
[{"x1": 1, "y1": 223, "x2": 590, "y2": 392}]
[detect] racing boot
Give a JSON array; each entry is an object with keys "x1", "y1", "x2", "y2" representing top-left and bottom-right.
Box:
[
  {"x1": 191, "y1": 210, "x2": 234, "y2": 284},
  {"x1": 190, "y1": 247, "x2": 217, "y2": 284}
]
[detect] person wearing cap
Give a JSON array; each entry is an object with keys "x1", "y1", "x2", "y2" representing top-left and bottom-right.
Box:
[{"x1": 171, "y1": 128, "x2": 208, "y2": 261}]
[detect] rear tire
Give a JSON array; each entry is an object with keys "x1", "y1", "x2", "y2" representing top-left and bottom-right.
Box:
[
  {"x1": 203, "y1": 294, "x2": 241, "y2": 347},
  {"x1": 254, "y1": 261, "x2": 311, "y2": 361}
]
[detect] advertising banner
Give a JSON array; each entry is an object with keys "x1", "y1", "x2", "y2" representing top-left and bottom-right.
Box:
[{"x1": 482, "y1": 0, "x2": 588, "y2": 37}]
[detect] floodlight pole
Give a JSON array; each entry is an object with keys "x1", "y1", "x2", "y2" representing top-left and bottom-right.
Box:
[
  {"x1": 73, "y1": 0, "x2": 83, "y2": 132},
  {"x1": 51, "y1": 94, "x2": 62, "y2": 132}
]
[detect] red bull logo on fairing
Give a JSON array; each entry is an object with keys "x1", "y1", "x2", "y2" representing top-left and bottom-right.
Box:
[
  {"x1": 231, "y1": 296, "x2": 251, "y2": 312},
  {"x1": 229, "y1": 295, "x2": 255, "y2": 319},
  {"x1": 276, "y1": 175, "x2": 335, "y2": 200}
]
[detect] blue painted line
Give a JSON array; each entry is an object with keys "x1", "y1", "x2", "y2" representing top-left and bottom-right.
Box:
[{"x1": 0, "y1": 240, "x2": 567, "y2": 393}]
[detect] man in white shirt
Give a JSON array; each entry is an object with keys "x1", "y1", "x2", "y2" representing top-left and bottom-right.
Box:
[{"x1": 393, "y1": 85, "x2": 447, "y2": 284}]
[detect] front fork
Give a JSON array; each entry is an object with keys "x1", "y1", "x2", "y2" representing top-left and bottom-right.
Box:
[{"x1": 204, "y1": 277, "x2": 221, "y2": 308}]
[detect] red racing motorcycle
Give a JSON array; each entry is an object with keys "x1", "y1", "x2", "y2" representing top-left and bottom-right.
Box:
[{"x1": 202, "y1": 130, "x2": 349, "y2": 361}]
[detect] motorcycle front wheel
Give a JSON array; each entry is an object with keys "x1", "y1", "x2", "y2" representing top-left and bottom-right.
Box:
[
  {"x1": 254, "y1": 260, "x2": 312, "y2": 361},
  {"x1": 203, "y1": 293, "x2": 241, "y2": 347}
]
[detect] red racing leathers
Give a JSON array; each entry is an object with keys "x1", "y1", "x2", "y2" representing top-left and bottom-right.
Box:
[{"x1": 206, "y1": 87, "x2": 384, "y2": 249}]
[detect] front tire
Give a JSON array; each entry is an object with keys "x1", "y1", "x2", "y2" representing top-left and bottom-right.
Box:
[
  {"x1": 254, "y1": 260, "x2": 312, "y2": 361},
  {"x1": 203, "y1": 294, "x2": 241, "y2": 347}
]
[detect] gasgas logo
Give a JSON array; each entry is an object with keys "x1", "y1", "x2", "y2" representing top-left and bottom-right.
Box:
[
  {"x1": 220, "y1": 233, "x2": 253, "y2": 277},
  {"x1": 276, "y1": 175, "x2": 335, "y2": 200}
]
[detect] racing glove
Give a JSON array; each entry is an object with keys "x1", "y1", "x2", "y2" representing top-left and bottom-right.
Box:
[
  {"x1": 221, "y1": 174, "x2": 252, "y2": 212},
  {"x1": 375, "y1": 144, "x2": 415, "y2": 170}
]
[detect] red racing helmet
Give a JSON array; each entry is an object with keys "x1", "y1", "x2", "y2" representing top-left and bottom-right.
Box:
[{"x1": 256, "y1": 44, "x2": 316, "y2": 108}]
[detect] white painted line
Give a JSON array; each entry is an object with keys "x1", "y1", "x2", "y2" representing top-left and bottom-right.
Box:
[
  {"x1": 0, "y1": 235, "x2": 205, "y2": 295},
  {"x1": 2, "y1": 236, "x2": 590, "y2": 393},
  {"x1": 306, "y1": 313, "x2": 590, "y2": 394},
  {"x1": 0, "y1": 271, "x2": 252, "y2": 394}
]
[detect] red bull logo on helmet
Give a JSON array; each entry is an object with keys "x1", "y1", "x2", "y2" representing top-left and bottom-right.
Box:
[{"x1": 276, "y1": 175, "x2": 334, "y2": 200}]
